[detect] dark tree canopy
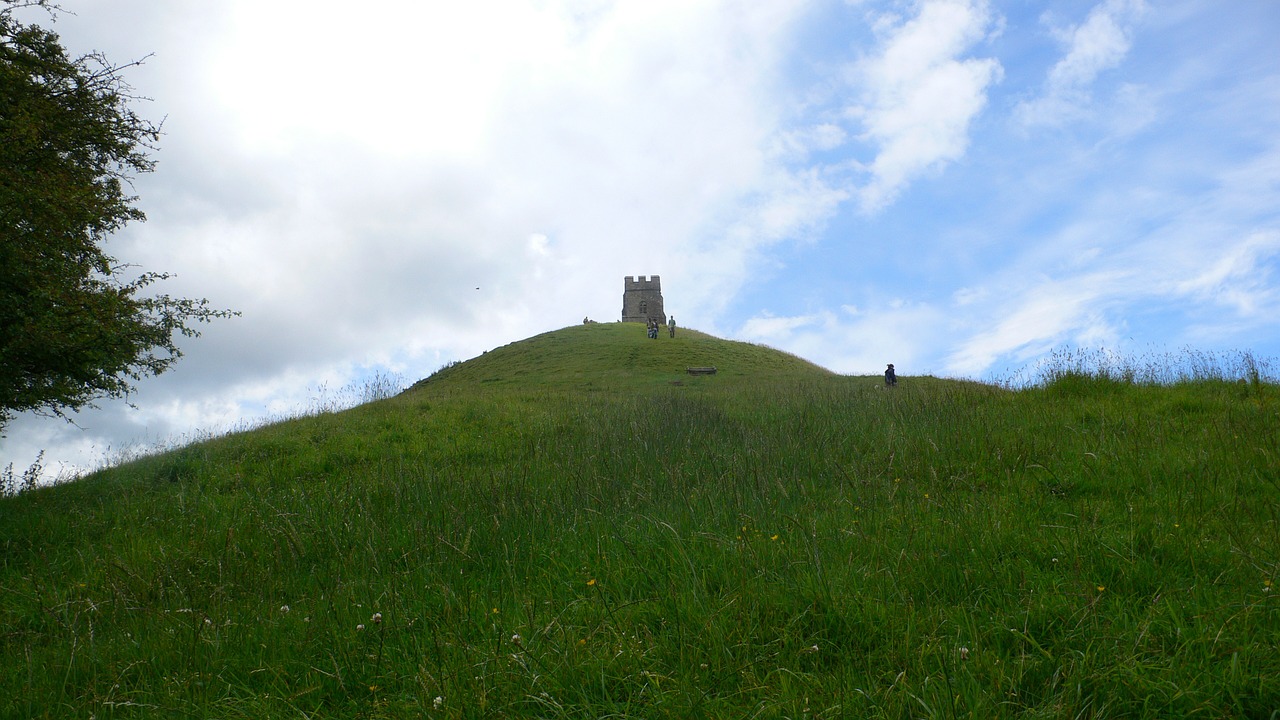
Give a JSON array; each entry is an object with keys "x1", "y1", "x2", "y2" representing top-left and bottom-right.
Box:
[{"x1": 0, "y1": 1, "x2": 234, "y2": 430}]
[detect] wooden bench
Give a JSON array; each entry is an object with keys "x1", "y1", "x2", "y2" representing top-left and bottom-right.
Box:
[{"x1": 686, "y1": 366, "x2": 717, "y2": 376}]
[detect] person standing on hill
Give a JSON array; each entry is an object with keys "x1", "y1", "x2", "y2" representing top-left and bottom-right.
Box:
[
  {"x1": 668, "y1": 316, "x2": 676, "y2": 338},
  {"x1": 885, "y1": 363, "x2": 897, "y2": 386}
]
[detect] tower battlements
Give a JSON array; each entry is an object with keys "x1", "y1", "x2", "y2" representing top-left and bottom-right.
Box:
[{"x1": 624, "y1": 275, "x2": 662, "y2": 290}]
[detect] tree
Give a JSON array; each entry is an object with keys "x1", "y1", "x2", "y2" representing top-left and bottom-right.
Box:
[{"x1": 0, "y1": 1, "x2": 235, "y2": 431}]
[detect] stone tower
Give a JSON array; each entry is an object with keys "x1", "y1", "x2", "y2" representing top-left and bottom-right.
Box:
[{"x1": 621, "y1": 275, "x2": 665, "y2": 323}]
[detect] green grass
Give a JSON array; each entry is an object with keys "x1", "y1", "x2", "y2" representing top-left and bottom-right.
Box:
[
  {"x1": 2, "y1": 323, "x2": 1278, "y2": 718},
  {"x1": 413, "y1": 322, "x2": 833, "y2": 391}
]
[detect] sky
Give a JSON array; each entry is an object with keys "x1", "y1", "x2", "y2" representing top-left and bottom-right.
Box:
[{"x1": 4, "y1": 0, "x2": 1279, "y2": 477}]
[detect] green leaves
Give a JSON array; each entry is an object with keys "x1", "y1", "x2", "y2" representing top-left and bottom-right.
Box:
[{"x1": 0, "y1": 2, "x2": 233, "y2": 428}]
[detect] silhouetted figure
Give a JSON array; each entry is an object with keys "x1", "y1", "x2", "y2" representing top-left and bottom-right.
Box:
[{"x1": 885, "y1": 363, "x2": 897, "y2": 386}]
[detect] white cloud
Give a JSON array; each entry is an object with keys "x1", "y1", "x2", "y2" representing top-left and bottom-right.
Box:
[
  {"x1": 844, "y1": 0, "x2": 1003, "y2": 212},
  {"x1": 952, "y1": 286, "x2": 988, "y2": 306},
  {"x1": 737, "y1": 301, "x2": 949, "y2": 376},
  {"x1": 1015, "y1": 0, "x2": 1147, "y2": 129},
  {"x1": 775, "y1": 123, "x2": 849, "y2": 156},
  {"x1": 943, "y1": 275, "x2": 1126, "y2": 376},
  {"x1": 940, "y1": 219, "x2": 1280, "y2": 379},
  {"x1": 1173, "y1": 231, "x2": 1280, "y2": 316},
  {"x1": 740, "y1": 312, "x2": 822, "y2": 340},
  {"x1": 209, "y1": 1, "x2": 533, "y2": 160},
  {"x1": 527, "y1": 233, "x2": 551, "y2": 258}
]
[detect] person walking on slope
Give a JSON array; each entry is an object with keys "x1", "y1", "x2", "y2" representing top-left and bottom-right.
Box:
[
  {"x1": 668, "y1": 316, "x2": 676, "y2": 338},
  {"x1": 885, "y1": 363, "x2": 897, "y2": 387}
]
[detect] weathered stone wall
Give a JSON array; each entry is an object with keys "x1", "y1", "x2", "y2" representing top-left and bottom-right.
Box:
[{"x1": 621, "y1": 275, "x2": 666, "y2": 323}]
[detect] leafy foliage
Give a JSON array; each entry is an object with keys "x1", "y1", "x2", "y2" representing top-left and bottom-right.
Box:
[{"x1": 0, "y1": 1, "x2": 234, "y2": 429}]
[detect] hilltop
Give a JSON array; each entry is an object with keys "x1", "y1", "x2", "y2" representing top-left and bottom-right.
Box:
[
  {"x1": 1, "y1": 326, "x2": 1277, "y2": 718},
  {"x1": 411, "y1": 321, "x2": 834, "y2": 392}
]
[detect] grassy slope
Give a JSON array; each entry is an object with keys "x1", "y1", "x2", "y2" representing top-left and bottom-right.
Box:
[
  {"x1": 412, "y1": 322, "x2": 835, "y2": 390},
  {"x1": 2, "y1": 324, "x2": 1278, "y2": 719}
]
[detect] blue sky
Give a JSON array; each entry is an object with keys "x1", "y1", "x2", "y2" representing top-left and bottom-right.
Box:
[
  {"x1": 737, "y1": 0, "x2": 1279, "y2": 376},
  {"x1": 4, "y1": 0, "x2": 1279, "y2": 475}
]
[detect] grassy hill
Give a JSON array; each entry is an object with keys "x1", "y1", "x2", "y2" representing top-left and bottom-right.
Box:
[
  {"x1": 2, "y1": 324, "x2": 1278, "y2": 718},
  {"x1": 412, "y1": 322, "x2": 834, "y2": 390}
]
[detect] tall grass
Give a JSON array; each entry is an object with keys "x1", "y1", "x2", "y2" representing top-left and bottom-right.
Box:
[
  {"x1": 2, "y1": 327, "x2": 1278, "y2": 718},
  {"x1": 1007, "y1": 346, "x2": 1276, "y2": 389},
  {"x1": 0, "y1": 450, "x2": 44, "y2": 496}
]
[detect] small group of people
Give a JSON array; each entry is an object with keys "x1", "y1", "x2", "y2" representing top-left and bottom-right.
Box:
[{"x1": 648, "y1": 316, "x2": 676, "y2": 339}]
